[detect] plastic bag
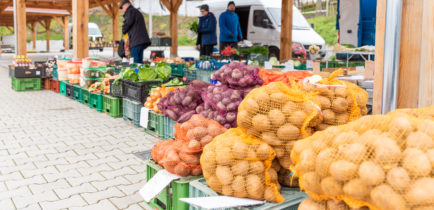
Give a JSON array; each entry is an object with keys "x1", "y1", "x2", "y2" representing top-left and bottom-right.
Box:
[
  {"x1": 290, "y1": 114, "x2": 434, "y2": 210},
  {"x1": 237, "y1": 82, "x2": 321, "y2": 169},
  {"x1": 200, "y1": 128, "x2": 284, "y2": 202}
]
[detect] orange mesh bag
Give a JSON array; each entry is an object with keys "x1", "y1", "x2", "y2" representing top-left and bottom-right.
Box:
[
  {"x1": 200, "y1": 128, "x2": 284, "y2": 202},
  {"x1": 151, "y1": 139, "x2": 175, "y2": 164},
  {"x1": 237, "y1": 81, "x2": 321, "y2": 169},
  {"x1": 303, "y1": 70, "x2": 369, "y2": 131},
  {"x1": 290, "y1": 114, "x2": 434, "y2": 210}
]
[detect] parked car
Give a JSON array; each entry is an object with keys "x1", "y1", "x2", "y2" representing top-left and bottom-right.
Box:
[{"x1": 68, "y1": 22, "x2": 104, "y2": 52}]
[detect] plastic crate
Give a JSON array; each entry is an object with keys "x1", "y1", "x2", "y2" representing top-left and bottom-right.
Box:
[
  {"x1": 103, "y1": 95, "x2": 122, "y2": 117},
  {"x1": 81, "y1": 89, "x2": 91, "y2": 106},
  {"x1": 189, "y1": 178, "x2": 308, "y2": 210},
  {"x1": 52, "y1": 67, "x2": 58, "y2": 79},
  {"x1": 50, "y1": 78, "x2": 60, "y2": 93},
  {"x1": 11, "y1": 78, "x2": 41, "y2": 91},
  {"x1": 196, "y1": 69, "x2": 216, "y2": 83},
  {"x1": 144, "y1": 111, "x2": 165, "y2": 138},
  {"x1": 109, "y1": 79, "x2": 122, "y2": 97},
  {"x1": 90, "y1": 93, "x2": 103, "y2": 112},
  {"x1": 11, "y1": 66, "x2": 42, "y2": 78},
  {"x1": 43, "y1": 78, "x2": 51, "y2": 90},
  {"x1": 144, "y1": 160, "x2": 202, "y2": 210},
  {"x1": 170, "y1": 64, "x2": 186, "y2": 77},
  {"x1": 163, "y1": 116, "x2": 176, "y2": 139},
  {"x1": 66, "y1": 83, "x2": 74, "y2": 99},
  {"x1": 73, "y1": 85, "x2": 82, "y2": 101},
  {"x1": 59, "y1": 80, "x2": 68, "y2": 96},
  {"x1": 122, "y1": 79, "x2": 162, "y2": 104},
  {"x1": 122, "y1": 98, "x2": 142, "y2": 127},
  {"x1": 183, "y1": 69, "x2": 197, "y2": 83}
]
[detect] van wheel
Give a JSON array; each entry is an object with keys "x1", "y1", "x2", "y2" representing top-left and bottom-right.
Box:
[
  {"x1": 99, "y1": 48, "x2": 103, "y2": 52},
  {"x1": 269, "y1": 47, "x2": 280, "y2": 60}
]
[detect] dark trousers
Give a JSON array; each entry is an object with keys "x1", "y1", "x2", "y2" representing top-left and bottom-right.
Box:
[
  {"x1": 131, "y1": 44, "x2": 147, "y2": 63},
  {"x1": 200, "y1": 45, "x2": 214, "y2": 56},
  {"x1": 219, "y1": 42, "x2": 238, "y2": 52}
]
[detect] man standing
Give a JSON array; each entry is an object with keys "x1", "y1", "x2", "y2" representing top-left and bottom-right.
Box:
[
  {"x1": 218, "y1": 1, "x2": 242, "y2": 52},
  {"x1": 120, "y1": 0, "x2": 151, "y2": 64},
  {"x1": 197, "y1": 4, "x2": 217, "y2": 57}
]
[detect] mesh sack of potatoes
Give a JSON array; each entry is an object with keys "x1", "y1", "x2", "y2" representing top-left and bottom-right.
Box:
[
  {"x1": 387, "y1": 106, "x2": 434, "y2": 121},
  {"x1": 303, "y1": 70, "x2": 369, "y2": 131},
  {"x1": 298, "y1": 197, "x2": 369, "y2": 210},
  {"x1": 290, "y1": 114, "x2": 434, "y2": 210},
  {"x1": 200, "y1": 128, "x2": 284, "y2": 202},
  {"x1": 237, "y1": 82, "x2": 321, "y2": 169},
  {"x1": 270, "y1": 158, "x2": 299, "y2": 187}
]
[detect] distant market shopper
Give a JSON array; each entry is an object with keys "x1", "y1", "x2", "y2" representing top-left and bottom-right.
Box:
[
  {"x1": 218, "y1": 1, "x2": 243, "y2": 52},
  {"x1": 121, "y1": 0, "x2": 151, "y2": 64},
  {"x1": 197, "y1": 4, "x2": 217, "y2": 57}
]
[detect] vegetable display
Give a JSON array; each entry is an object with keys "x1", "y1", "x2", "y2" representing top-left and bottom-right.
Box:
[
  {"x1": 200, "y1": 128, "x2": 284, "y2": 202},
  {"x1": 145, "y1": 85, "x2": 182, "y2": 113},
  {"x1": 290, "y1": 114, "x2": 434, "y2": 210},
  {"x1": 211, "y1": 62, "x2": 263, "y2": 93}
]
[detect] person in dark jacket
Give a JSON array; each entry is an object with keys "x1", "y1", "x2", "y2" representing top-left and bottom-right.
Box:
[
  {"x1": 218, "y1": 1, "x2": 242, "y2": 52},
  {"x1": 121, "y1": 0, "x2": 151, "y2": 63},
  {"x1": 197, "y1": 5, "x2": 217, "y2": 57}
]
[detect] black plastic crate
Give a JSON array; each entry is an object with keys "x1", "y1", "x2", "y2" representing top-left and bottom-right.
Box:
[
  {"x1": 122, "y1": 79, "x2": 162, "y2": 104},
  {"x1": 109, "y1": 79, "x2": 122, "y2": 97},
  {"x1": 65, "y1": 83, "x2": 74, "y2": 99},
  {"x1": 12, "y1": 66, "x2": 42, "y2": 78}
]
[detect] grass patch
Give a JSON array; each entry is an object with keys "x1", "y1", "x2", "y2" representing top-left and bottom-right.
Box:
[{"x1": 307, "y1": 15, "x2": 338, "y2": 45}]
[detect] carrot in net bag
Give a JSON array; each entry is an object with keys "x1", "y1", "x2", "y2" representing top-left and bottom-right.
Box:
[
  {"x1": 237, "y1": 81, "x2": 322, "y2": 169},
  {"x1": 200, "y1": 128, "x2": 284, "y2": 202},
  {"x1": 303, "y1": 70, "x2": 369, "y2": 131},
  {"x1": 290, "y1": 114, "x2": 434, "y2": 210}
]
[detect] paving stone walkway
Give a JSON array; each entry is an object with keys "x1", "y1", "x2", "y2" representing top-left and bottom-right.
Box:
[{"x1": 0, "y1": 66, "x2": 158, "y2": 210}]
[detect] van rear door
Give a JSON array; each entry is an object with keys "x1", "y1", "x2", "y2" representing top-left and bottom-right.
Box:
[{"x1": 247, "y1": 6, "x2": 275, "y2": 46}]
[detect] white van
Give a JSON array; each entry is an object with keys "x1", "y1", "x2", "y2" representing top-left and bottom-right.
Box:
[
  {"x1": 68, "y1": 22, "x2": 104, "y2": 51},
  {"x1": 205, "y1": 0, "x2": 326, "y2": 59}
]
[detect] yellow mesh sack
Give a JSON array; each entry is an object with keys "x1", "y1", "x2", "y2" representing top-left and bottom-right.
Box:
[
  {"x1": 237, "y1": 81, "x2": 322, "y2": 169},
  {"x1": 290, "y1": 114, "x2": 434, "y2": 210},
  {"x1": 303, "y1": 70, "x2": 369, "y2": 131},
  {"x1": 200, "y1": 128, "x2": 284, "y2": 202},
  {"x1": 298, "y1": 198, "x2": 367, "y2": 210},
  {"x1": 387, "y1": 106, "x2": 434, "y2": 121}
]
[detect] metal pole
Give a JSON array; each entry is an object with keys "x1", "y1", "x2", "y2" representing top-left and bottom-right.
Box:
[
  {"x1": 326, "y1": 0, "x2": 329, "y2": 16},
  {"x1": 13, "y1": 0, "x2": 17, "y2": 55},
  {"x1": 381, "y1": 0, "x2": 403, "y2": 114}
]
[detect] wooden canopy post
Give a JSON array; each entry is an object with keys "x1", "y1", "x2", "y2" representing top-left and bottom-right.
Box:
[
  {"x1": 280, "y1": 0, "x2": 293, "y2": 61},
  {"x1": 63, "y1": 16, "x2": 69, "y2": 51},
  {"x1": 31, "y1": 22, "x2": 36, "y2": 49},
  {"x1": 112, "y1": 3, "x2": 120, "y2": 51},
  {"x1": 161, "y1": 0, "x2": 183, "y2": 56},
  {"x1": 45, "y1": 19, "x2": 51, "y2": 52},
  {"x1": 372, "y1": 0, "x2": 386, "y2": 114},
  {"x1": 72, "y1": 0, "x2": 89, "y2": 58},
  {"x1": 15, "y1": 0, "x2": 27, "y2": 55}
]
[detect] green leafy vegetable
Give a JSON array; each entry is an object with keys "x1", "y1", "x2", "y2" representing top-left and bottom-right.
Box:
[
  {"x1": 164, "y1": 77, "x2": 184, "y2": 86},
  {"x1": 114, "y1": 67, "x2": 138, "y2": 84},
  {"x1": 138, "y1": 65, "x2": 157, "y2": 81},
  {"x1": 155, "y1": 62, "x2": 172, "y2": 81}
]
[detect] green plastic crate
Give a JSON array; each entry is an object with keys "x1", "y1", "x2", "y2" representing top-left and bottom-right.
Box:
[
  {"x1": 11, "y1": 77, "x2": 41, "y2": 91},
  {"x1": 103, "y1": 95, "x2": 122, "y2": 117},
  {"x1": 81, "y1": 89, "x2": 91, "y2": 106},
  {"x1": 90, "y1": 93, "x2": 103, "y2": 112},
  {"x1": 170, "y1": 64, "x2": 186, "y2": 77},
  {"x1": 73, "y1": 85, "x2": 82, "y2": 101},
  {"x1": 145, "y1": 111, "x2": 165, "y2": 138},
  {"x1": 144, "y1": 160, "x2": 202, "y2": 210},
  {"x1": 163, "y1": 116, "x2": 177, "y2": 139},
  {"x1": 189, "y1": 178, "x2": 308, "y2": 210},
  {"x1": 123, "y1": 98, "x2": 142, "y2": 127},
  {"x1": 59, "y1": 80, "x2": 69, "y2": 96}
]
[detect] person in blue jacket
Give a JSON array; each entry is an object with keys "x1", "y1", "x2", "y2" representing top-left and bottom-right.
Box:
[
  {"x1": 197, "y1": 5, "x2": 217, "y2": 57},
  {"x1": 218, "y1": 1, "x2": 243, "y2": 52}
]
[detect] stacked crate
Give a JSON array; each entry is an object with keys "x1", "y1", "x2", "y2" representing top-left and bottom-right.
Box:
[{"x1": 11, "y1": 66, "x2": 43, "y2": 91}]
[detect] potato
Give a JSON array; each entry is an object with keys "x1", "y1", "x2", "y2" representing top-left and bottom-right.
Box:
[
  {"x1": 315, "y1": 148, "x2": 337, "y2": 178},
  {"x1": 406, "y1": 131, "x2": 433, "y2": 151},
  {"x1": 264, "y1": 83, "x2": 281, "y2": 95},
  {"x1": 201, "y1": 150, "x2": 216, "y2": 172},
  {"x1": 288, "y1": 111, "x2": 307, "y2": 128},
  {"x1": 311, "y1": 140, "x2": 328, "y2": 153},
  {"x1": 268, "y1": 109, "x2": 285, "y2": 127},
  {"x1": 188, "y1": 140, "x2": 201, "y2": 150},
  {"x1": 216, "y1": 166, "x2": 233, "y2": 185},
  {"x1": 282, "y1": 101, "x2": 297, "y2": 116},
  {"x1": 264, "y1": 186, "x2": 278, "y2": 202},
  {"x1": 187, "y1": 127, "x2": 208, "y2": 140},
  {"x1": 232, "y1": 176, "x2": 247, "y2": 196},
  {"x1": 270, "y1": 92, "x2": 289, "y2": 105},
  {"x1": 179, "y1": 152, "x2": 200, "y2": 165},
  {"x1": 327, "y1": 200, "x2": 349, "y2": 210},
  {"x1": 389, "y1": 117, "x2": 413, "y2": 138},
  {"x1": 332, "y1": 97, "x2": 349, "y2": 113},
  {"x1": 317, "y1": 96, "x2": 331, "y2": 109},
  {"x1": 208, "y1": 124, "x2": 224, "y2": 137},
  {"x1": 370, "y1": 184, "x2": 407, "y2": 210},
  {"x1": 274, "y1": 146, "x2": 285, "y2": 158},
  {"x1": 302, "y1": 172, "x2": 323, "y2": 194},
  {"x1": 238, "y1": 110, "x2": 251, "y2": 128},
  {"x1": 315, "y1": 123, "x2": 331, "y2": 131},
  {"x1": 255, "y1": 91, "x2": 271, "y2": 108},
  {"x1": 336, "y1": 113, "x2": 349, "y2": 124},
  {"x1": 358, "y1": 129, "x2": 382, "y2": 149},
  {"x1": 358, "y1": 161, "x2": 385, "y2": 186},
  {"x1": 247, "y1": 150, "x2": 257, "y2": 159},
  {"x1": 277, "y1": 124, "x2": 300, "y2": 141},
  {"x1": 232, "y1": 160, "x2": 249, "y2": 176},
  {"x1": 278, "y1": 156, "x2": 292, "y2": 169},
  {"x1": 246, "y1": 175, "x2": 264, "y2": 200},
  {"x1": 298, "y1": 198, "x2": 327, "y2": 210},
  {"x1": 373, "y1": 137, "x2": 401, "y2": 166},
  {"x1": 417, "y1": 119, "x2": 434, "y2": 138},
  {"x1": 339, "y1": 143, "x2": 367, "y2": 163},
  {"x1": 332, "y1": 131, "x2": 358, "y2": 147},
  {"x1": 427, "y1": 149, "x2": 434, "y2": 166},
  {"x1": 255, "y1": 143, "x2": 271, "y2": 160},
  {"x1": 323, "y1": 109, "x2": 336, "y2": 124},
  {"x1": 298, "y1": 148, "x2": 316, "y2": 173},
  {"x1": 335, "y1": 87, "x2": 348, "y2": 98},
  {"x1": 174, "y1": 164, "x2": 191, "y2": 176},
  {"x1": 330, "y1": 160, "x2": 358, "y2": 182},
  {"x1": 261, "y1": 132, "x2": 281, "y2": 146},
  {"x1": 200, "y1": 135, "x2": 213, "y2": 147},
  {"x1": 232, "y1": 141, "x2": 249, "y2": 159},
  {"x1": 386, "y1": 167, "x2": 410, "y2": 191},
  {"x1": 252, "y1": 114, "x2": 271, "y2": 132},
  {"x1": 402, "y1": 148, "x2": 432, "y2": 177},
  {"x1": 191, "y1": 167, "x2": 202, "y2": 176},
  {"x1": 250, "y1": 161, "x2": 265, "y2": 174},
  {"x1": 405, "y1": 178, "x2": 434, "y2": 205},
  {"x1": 356, "y1": 93, "x2": 368, "y2": 107},
  {"x1": 343, "y1": 178, "x2": 370, "y2": 200},
  {"x1": 293, "y1": 139, "x2": 312, "y2": 157},
  {"x1": 360, "y1": 106, "x2": 368, "y2": 115},
  {"x1": 207, "y1": 175, "x2": 222, "y2": 192},
  {"x1": 216, "y1": 147, "x2": 233, "y2": 165},
  {"x1": 321, "y1": 176, "x2": 343, "y2": 197},
  {"x1": 309, "y1": 115, "x2": 322, "y2": 127},
  {"x1": 222, "y1": 185, "x2": 233, "y2": 196},
  {"x1": 268, "y1": 168, "x2": 278, "y2": 181},
  {"x1": 245, "y1": 99, "x2": 259, "y2": 113},
  {"x1": 346, "y1": 95, "x2": 355, "y2": 106}
]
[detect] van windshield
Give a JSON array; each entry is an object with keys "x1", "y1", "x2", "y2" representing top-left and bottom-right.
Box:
[
  {"x1": 89, "y1": 28, "x2": 102, "y2": 36},
  {"x1": 268, "y1": 8, "x2": 310, "y2": 29}
]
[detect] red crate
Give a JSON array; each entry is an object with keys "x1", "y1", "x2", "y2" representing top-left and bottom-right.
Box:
[{"x1": 50, "y1": 78, "x2": 60, "y2": 93}]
